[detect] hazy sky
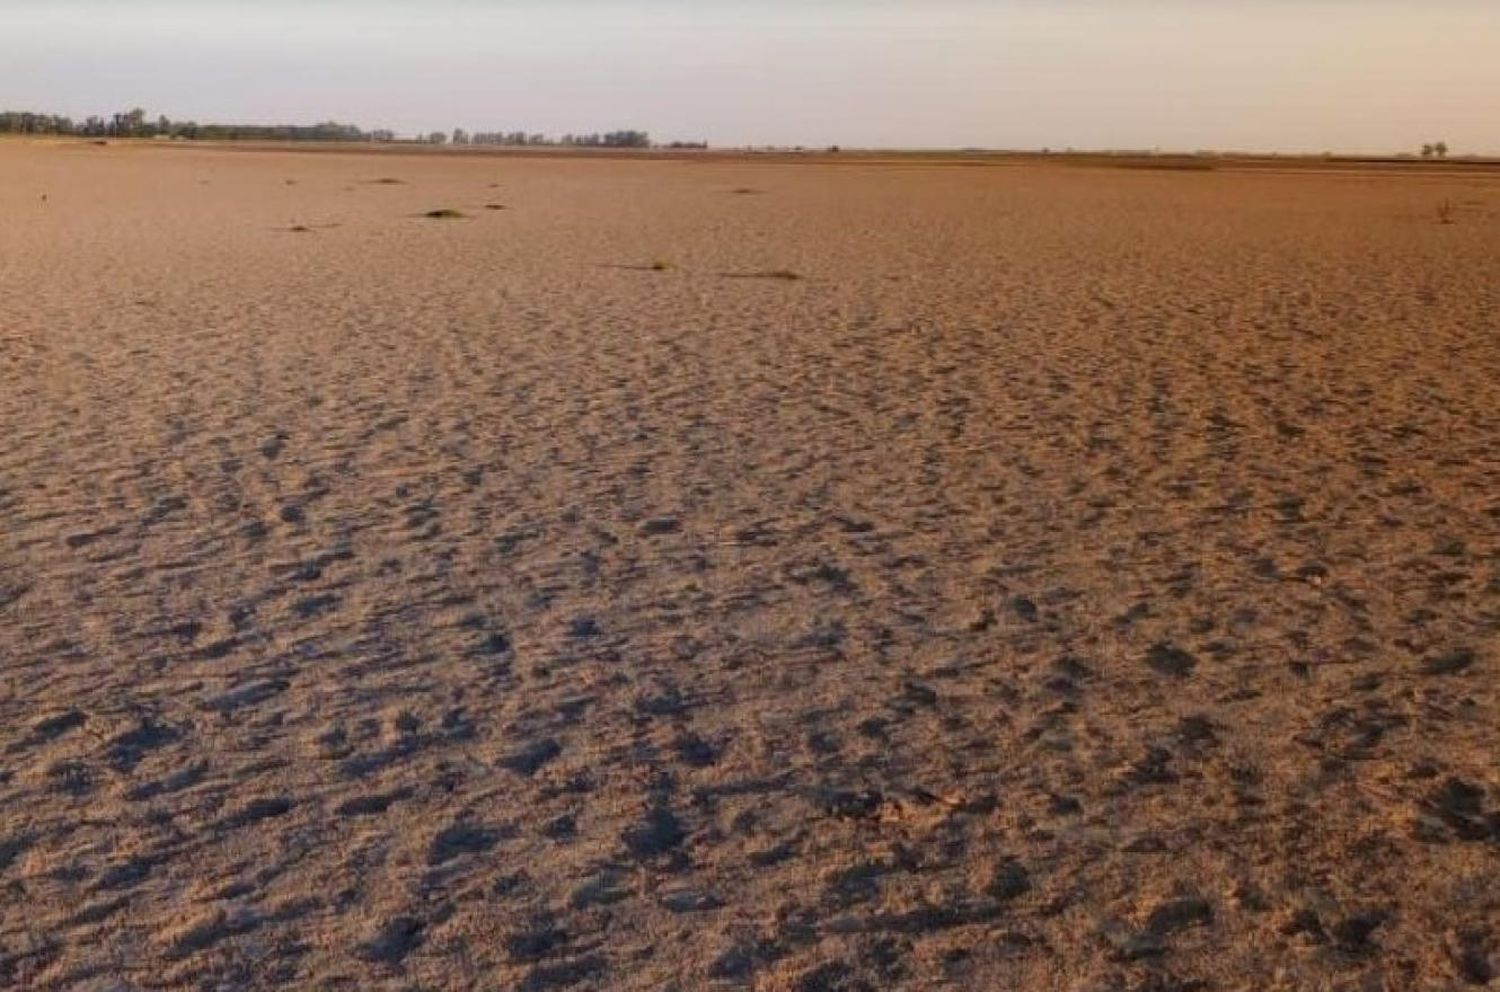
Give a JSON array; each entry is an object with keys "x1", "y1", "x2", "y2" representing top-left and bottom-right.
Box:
[{"x1": 3, "y1": 1, "x2": 1497, "y2": 152}]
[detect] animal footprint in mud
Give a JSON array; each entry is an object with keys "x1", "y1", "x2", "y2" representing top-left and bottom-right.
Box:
[
  {"x1": 360, "y1": 916, "x2": 424, "y2": 963},
  {"x1": 501, "y1": 737, "x2": 563, "y2": 776},
  {"x1": 336, "y1": 788, "x2": 413, "y2": 817},
  {"x1": 428, "y1": 822, "x2": 504, "y2": 865},
  {"x1": 292, "y1": 594, "x2": 338, "y2": 619},
  {"x1": 986, "y1": 858, "x2": 1033, "y2": 901},
  {"x1": 660, "y1": 888, "x2": 724, "y2": 913},
  {"x1": 224, "y1": 796, "x2": 294, "y2": 828},
  {"x1": 504, "y1": 916, "x2": 570, "y2": 963},
  {"x1": 1420, "y1": 648, "x2": 1475, "y2": 676},
  {"x1": 824, "y1": 789, "x2": 886, "y2": 821},
  {"x1": 158, "y1": 903, "x2": 262, "y2": 959},
  {"x1": 621, "y1": 805, "x2": 687, "y2": 859},
  {"x1": 105, "y1": 718, "x2": 182, "y2": 772},
  {"x1": 1143, "y1": 895, "x2": 1214, "y2": 937},
  {"x1": 673, "y1": 733, "x2": 718, "y2": 768},
  {"x1": 568, "y1": 616, "x2": 603, "y2": 638},
  {"x1": 721, "y1": 269, "x2": 805, "y2": 281},
  {"x1": 1145, "y1": 642, "x2": 1197, "y2": 677},
  {"x1": 24, "y1": 709, "x2": 87, "y2": 745}
]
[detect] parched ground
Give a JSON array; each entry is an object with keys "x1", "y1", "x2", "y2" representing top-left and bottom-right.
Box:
[{"x1": 1, "y1": 141, "x2": 1498, "y2": 991}]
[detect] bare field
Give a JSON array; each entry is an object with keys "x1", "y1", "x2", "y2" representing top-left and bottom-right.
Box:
[{"x1": 2, "y1": 140, "x2": 1498, "y2": 990}]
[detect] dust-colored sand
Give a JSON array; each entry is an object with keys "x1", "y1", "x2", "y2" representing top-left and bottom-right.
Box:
[{"x1": 2, "y1": 140, "x2": 1498, "y2": 991}]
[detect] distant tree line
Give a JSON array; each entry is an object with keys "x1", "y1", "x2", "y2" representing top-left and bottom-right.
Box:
[
  {"x1": 448, "y1": 129, "x2": 654, "y2": 148},
  {"x1": 0, "y1": 108, "x2": 391, "y2": 141},
  {"x1": 0, "y1": 109, "x2": 681, "y2": 149},
  {"x1": 0, "y1": 108, "x2": 169, "y2": 137}
]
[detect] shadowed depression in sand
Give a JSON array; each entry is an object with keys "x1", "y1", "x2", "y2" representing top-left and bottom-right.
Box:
[{"x1": 1, "y1": 141, "x2": 1498, "y2": 990}]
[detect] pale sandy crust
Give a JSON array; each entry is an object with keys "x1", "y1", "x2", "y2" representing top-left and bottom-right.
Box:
[{"x1": 2, "y1": 140, "x2": 1498, "y2": 990}]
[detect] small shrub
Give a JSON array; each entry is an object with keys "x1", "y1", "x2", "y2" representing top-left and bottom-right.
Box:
[{"x1": 422, "y1": 208, "x2": 465, "y2": 219}]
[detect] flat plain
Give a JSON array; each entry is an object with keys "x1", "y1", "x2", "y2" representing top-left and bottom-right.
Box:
[{"x1": 2, "y1": 140, "x2": 1498, "y2": 990}]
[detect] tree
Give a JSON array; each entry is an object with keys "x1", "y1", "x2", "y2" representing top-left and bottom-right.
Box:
[
  {"x1": 1421, "y1": 143, "x2": 1434, "y2": 159},
  {"x1": 451, "y1": 128, "x2": 469, "y2": 145},
  {"x1": 1434, "y1": 141, "x2": 1449, "y2": 159},
  {"x1": 602, "y1": 130, "x2": 649, "y2": 148},
  {"x1": 427, "y1": 131, "x2": 447, "y2": 144}
]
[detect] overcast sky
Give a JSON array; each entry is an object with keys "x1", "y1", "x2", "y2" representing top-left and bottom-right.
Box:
[{"x1": 3, "y1": 1, "x2": 1497, "y2": 153}]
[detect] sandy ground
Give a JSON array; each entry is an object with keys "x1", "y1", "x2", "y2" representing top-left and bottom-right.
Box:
[{"x1": 2, "y1": 140, "x2": 1498, "y2": 991}]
